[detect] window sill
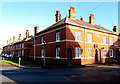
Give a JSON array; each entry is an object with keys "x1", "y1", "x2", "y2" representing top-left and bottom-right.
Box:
[
  {"x1": 75, "y1": 57, "x2": 81, "y2": 59},
  {"x1": 56, "y1": 40, "x2": 60, "y2": 42},
  {"x1": 56, "y1": 57, "x2": 60, "y2": 59},
  {"x1": 41, "y1": 56, "x2": 45, "y2": 58}
]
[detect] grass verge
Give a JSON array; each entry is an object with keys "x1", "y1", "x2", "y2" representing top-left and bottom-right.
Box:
[{"x1": 0, "y1": 59, "x2": 38, "y2": 66}]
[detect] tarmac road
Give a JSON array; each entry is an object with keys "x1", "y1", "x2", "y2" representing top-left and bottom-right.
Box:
[{"x1": 1, "y1": 64, "x2": 120, "y2": 84}]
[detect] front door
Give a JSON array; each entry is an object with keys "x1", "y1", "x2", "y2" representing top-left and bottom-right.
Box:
[
  {"x1": 68, "y1": 48, "x2": 72, "y2": 64},
  {"x1": 95, "y1": 49, "x2": 101, "y2": 63}
]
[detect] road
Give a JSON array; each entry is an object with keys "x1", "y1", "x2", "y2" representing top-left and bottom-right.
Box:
[{"x1": 1, "y1": 65, "x2": 120, "y2": 83}]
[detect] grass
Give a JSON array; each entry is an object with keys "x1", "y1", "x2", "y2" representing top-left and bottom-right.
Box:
[
  {"x1": 0, "y1": 59, "x2": 39, "y2": 66},
  {"x1": 0, "y1": 60, "x2": 19, "y2": 65}
]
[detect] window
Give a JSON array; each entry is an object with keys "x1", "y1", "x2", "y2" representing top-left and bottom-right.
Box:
[
  {"x1": 75, "y1": 48, "x2": 82, "y2": 58},
  {"x1": 22, "y1": 50, "x2": 24, "y2": 56},
  {"x1": 87, "y1": 34, "x2": 92, "y2": 42},
  {"x1": 41, "y1": 36, "x2": 44, "y2": 44},
  {"x1": 56, "y1": 32, "x2": 60, "y2": 42},
  {"x1": 88, "y1": 48, "x2": 92, "y2": 57},
  {"x1": 75, "y1": 32, "x2": 81, "y2": 41},
  {"x1": 103, "y1": 37, "x2": 107, "y2": 44},
  {"x1": 56, "y1": 47, "x2": 60, "y2": 58},
  {"x1": 103, "y1": 49, "x2": 107, "y2": 57},
  {"x1": 41, "y1": 48, "x2": 45, "y2": 57},
  {"x1": 110, "y1": 38, "x2": 113, "y2": 45},
  {"x1": 22, "y1": 43, "x2": 24, "y2": 48},
  {"x1": 110, "y1": 49, "x2": 113, "y2": 57}
]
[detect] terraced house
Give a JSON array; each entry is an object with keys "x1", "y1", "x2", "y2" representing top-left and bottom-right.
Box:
[
  {"x1": 3, "y1": 30, "x2": 33, "y2": 58},
  {"x1": 29, "y1": 6, "x2": 120, "y2": 65}
]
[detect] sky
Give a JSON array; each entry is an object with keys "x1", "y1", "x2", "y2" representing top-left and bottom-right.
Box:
[{"x1": 0, "y1": 1, "x2": 119, "y2": 48}]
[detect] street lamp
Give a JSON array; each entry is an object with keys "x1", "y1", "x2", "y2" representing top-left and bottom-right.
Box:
[
  {"x1": 43, "y1": 40, "x2": 47, "y2": 67},
  {"x1": 33, "y1": 36, "x2": 38, "y2": 61}
]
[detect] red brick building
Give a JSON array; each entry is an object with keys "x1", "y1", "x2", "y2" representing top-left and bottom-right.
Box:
[
  {"x1": 29, "y1": 6, "x2": 120, "y2": 65},
  {"x1": 3, "y1": 30, "x2": 33, "y2": 58}
]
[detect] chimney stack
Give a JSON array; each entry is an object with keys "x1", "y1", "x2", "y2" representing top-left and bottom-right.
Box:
[
  {"x1": 55, "y1": 10, "x2": 61, "y2": 22},
  {"x1": 34, "y1": 26, "x2": 39, "y2": 36},
  {"x1": 9, "y1": 38, "x2": 11, "y2": 44},
  {"x1": 26, "y1": 30, "x2": 29, "y2": 39},
  {"x1": 6, "y1": 40, "x2": 8, "y2": 45},
  {"x1": 13, "y1": 36, "x2": 16, "y2": 43},
  {"x1": 113, "y1": 26, "x2": 118, "y2": 34},
  {"x1": 69, "y1": 6, "x2": 76, "y2": 19},
  {"x1": 19, "y1": 34, "x2": 22, "y2": 41},
  {"x1": 89, "y1": 14, "x2": 95, "y2": 25}
]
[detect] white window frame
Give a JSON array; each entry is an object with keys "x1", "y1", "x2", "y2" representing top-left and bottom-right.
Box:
[
  {"x1": 87, "y1": 34, "x2": 92, "y2": 43},
  {"x1": 22, "y1": 43, "x2": 24, "y2": 48},
  {"x1": 88, "y1": 48, "x2": 92, "y2": 57},
  {"x1": 75, "y1": 47, "x2": 82, "y2": 58},
  {"x1": 103, "y1": 49, "x2": 107, "y2": 57},
  {"x1": 22, "y1": 50, "x2": 24, "y2": 56},
  {"x1": 56, "y1": 47, "x2": 60, "y2": 58},
  {"x1": 56, "y1": 32, "x2": 60, "y2": 42},
  {"x1": 41, "y1": 36, "x2": 44, "y2": 44},
  {"x1": 41, "y1": 48, "x2": 45, "y2": 57},
  {"x1": 103, "y1": 36, "x2": 107, "y2": 44},
  {"x1": 110, "y1": 49, "x2": 113, "y2": 57},
  {"x1": 75, "y1": 32, "x2": 82, "y2": 41},
  {"x1": 110, "y1": 38, "x2": 113, "y2": 45}
]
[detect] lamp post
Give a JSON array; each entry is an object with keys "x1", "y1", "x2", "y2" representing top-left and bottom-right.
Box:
[
  {"x1": 33, "y1": 36, "x2": 38, "y2": 61},
  {"x1": 43, "y1": 40, "x2": 47, "y2": 67}
]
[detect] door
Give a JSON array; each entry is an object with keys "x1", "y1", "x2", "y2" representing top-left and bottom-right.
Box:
[
  {"x1": 68, "y1": 48, "x2": 72, "y2": 64},
  {"x1": 95, "y1": 49, "x2": 101, "y2": 63}
]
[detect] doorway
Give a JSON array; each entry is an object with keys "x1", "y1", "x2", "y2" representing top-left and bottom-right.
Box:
[
  {"x1": 68, "y1": 48, "x2": 72, "y2": 64},
  {"x1": 95, "y1": 49, "x2": 101, "y2": 63}
]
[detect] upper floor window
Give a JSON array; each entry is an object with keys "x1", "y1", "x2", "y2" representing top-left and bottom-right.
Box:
[
  {"x1": 110, "y1": 38, "x2": 113, "y2": 45},
  {"x1": 103, "y1": 37, "x2": 107, "y2": 44},
  {"x1": 75, "y1": 32, "x2": 82, "y2": 41},
  {"x1": 22, "y1": 43, "x2": 24, "y2": 48},
  {"x1": 56, "y1": 47, "x2": 60, "y2": 58},
  {"x1": 87, "y1": 34, "x2": 92, "y2": 42},
  {"x1": 75, "y1": 47, "x2": 82, "y2": 58},
  {"x1": 56, "y1": 31, "x2": 60, "y2": 42},
  {"x1": 110, "y1": 49, "x2": 113, "y2": 57},
  {"x1": 88, "y1": 48, "x2": 92, "y2": 57},
  {"x1": 103, "y1": 49, "x2": 107, "y2": 57},
  {"x1": 41, "y1": 48, "x2": 45, "y2": 57},
  {"x1": 22, "y1": 50, "x2": 24, "y2": 56},
  {"x1": 41, "y1": 36, "x2": 44, "y2": 44}
]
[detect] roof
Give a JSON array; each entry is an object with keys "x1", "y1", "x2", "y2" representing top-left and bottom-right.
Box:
[{"x1": 36, "y1": 16, "x2": 112, "y2": 35}]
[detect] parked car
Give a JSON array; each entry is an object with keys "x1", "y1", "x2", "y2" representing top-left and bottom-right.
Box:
[
  {"x1": 1, "y1": 54, "x2": 5, "y2": 57},
  {"x1": 4, "y1": 54, "x2": 10, "y2": 57}
]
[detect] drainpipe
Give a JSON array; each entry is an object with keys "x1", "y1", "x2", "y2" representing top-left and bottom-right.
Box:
[{"x1": 84, "y1": 27, "x2": 86, "y2": 64}]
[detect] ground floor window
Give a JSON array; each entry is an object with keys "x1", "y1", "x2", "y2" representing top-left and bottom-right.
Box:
[
  {"x1": 103, "y1": 49, "x2": 107, "y2": 57},
  {"x1": 110, "y1": 49, "x2": 113, "y2": 57},
  {"x1": 75, "y1": 47, "x2": 82, "y2": 58},
  {"x1": 56, "y1": 47, "x2": 60, "y2": 58},
  {"x1": 41, "y1": 48, "x2": 45, "y2": 57},
  {"x1": 88, "y1": 48, "x2": 92, "y2": 57}
]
